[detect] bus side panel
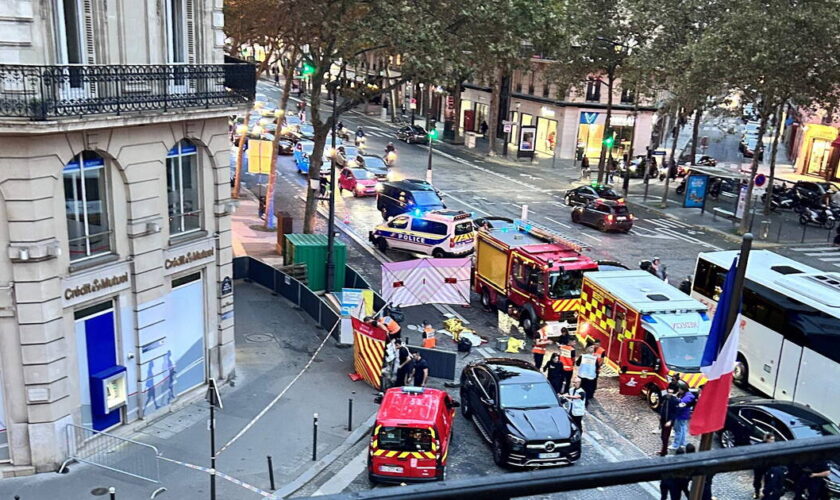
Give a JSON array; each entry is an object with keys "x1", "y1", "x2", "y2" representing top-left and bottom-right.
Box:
[
  {"x1": 475, "y1": 238, "x2": 508, "y2": 293},
  {"x1": 740, "y1": 318, "x2": 783, "y2": 397},
  {"x1": 773, "y1": 340, "x2": 803, "y2": 402},
  {"x1": 795, "y1": 348, "x2": 840, "y2": 425}
]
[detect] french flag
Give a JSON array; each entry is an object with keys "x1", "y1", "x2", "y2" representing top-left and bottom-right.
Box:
[{"x1": 690, "y1": 258, "x2": 741, "y2": 436}]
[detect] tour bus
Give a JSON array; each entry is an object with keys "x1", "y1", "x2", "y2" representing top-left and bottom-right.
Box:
[{"x1": 691, "y1": 250, "x2": 840, "y2": 423}]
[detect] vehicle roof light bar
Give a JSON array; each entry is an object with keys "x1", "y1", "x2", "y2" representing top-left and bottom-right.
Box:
[{"x1": 512, "y1": 219, "x2": 588, "y2": 252}]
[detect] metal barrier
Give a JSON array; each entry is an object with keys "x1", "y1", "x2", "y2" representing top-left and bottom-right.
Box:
[
  {"x1": 60, "y1": 423, "x2": 161, "y2": 483},
  {"x1": 409, "y1": 346, "x2": 457, "y2": 380}
]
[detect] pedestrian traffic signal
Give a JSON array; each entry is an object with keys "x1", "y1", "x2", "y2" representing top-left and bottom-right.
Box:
[
  {"x1": 301, "y1": 63, "x2": 315, "y2": 76},
  {"x1": 428, "y1": 129, "x2": 439, "y2": 140},
  {"x1": 603, "y1": 135, "x2": 615, "y2": 148}
]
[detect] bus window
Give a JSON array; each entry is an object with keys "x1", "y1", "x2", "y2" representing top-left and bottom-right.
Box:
[{"x1": 693, "y1": 259, "x2": 727, "y2": 301}]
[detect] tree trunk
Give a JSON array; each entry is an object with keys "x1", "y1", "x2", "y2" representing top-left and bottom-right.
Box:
[
  {"x1": 232, "y1": 112, "x2": 250, "y2": 199},
  {"x1": 385, "y1": 63, "x2": 397, "y2": 121},
  {"x1": 597, "y1": 70, "x2": 615, "y2": 184},
  {"x1": 738, "y1": 110, "x2": 771, "y2": 234},
  {"x1": 661, "y1": 110, "x2": 681, "y2": 208},
  {"x1": 690, "y1": 107, "x2": 702, "y2": 164},
  {"x1": 263, "y1": 55, "x2": 297, "y2": 229},
  {"x1": 487, "y1": 67, "x2": 502, "y2": 156},
  {"x1": 452, "y1": 80, "x2": 463, "y2": 143},
  {"x1": 623, "y1": 84, "x2": 639, "y2": 199},
  {"x1": 763, "y1": 104, "x2": 784, "y2": 215},
  {"x1": 303, "y1": 66, "x2": 329, "y2": 234}
]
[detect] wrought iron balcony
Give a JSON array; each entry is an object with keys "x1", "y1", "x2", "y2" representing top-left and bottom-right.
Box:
[{"x1": 0, "y1": 63, "x2": 256, "y2": 121}]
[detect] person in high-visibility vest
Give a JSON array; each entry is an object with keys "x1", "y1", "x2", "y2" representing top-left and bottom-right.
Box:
[
  {"x1": 531, "y1": 321, "x2": 551, "y2": 369},
  {"x1": 421, "y1": 321, "x2": 437, "y2": 349},
  {"x1": 378, "y1": 315, "x2": 401, "y2": 342},
  {"x1": 592, "y1": 338, "x2": 606, "y2": 395},
  {"x1": 557, "y1": 335, "x2": 576, "y2": 394},
  {"x1": 576, "y1": 343, "x2": 599, "y2": 406}
]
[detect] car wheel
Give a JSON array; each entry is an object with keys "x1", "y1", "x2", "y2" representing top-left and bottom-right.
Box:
[
  {"x1": 432, "y1": 248, "x2": 446, "y2": 258},
  {"x1": 733, "y1": 357, "x2": 749, "y2": 388},
  {"x1": 647, "y1": 385, "x2": 661, "y2": 411},
  {"x1": 720, "y1": 429, "x2": 737, "y2": 449},
  {"x1": 492, "y1": 437, "x2": 507, "y2": 467},
  {"x1": 521, "y1": 309, "x2": 538, "y2": 338},
  {"x1": 481, "y1": 288, "x2": 495, "y2": 312},
  {"x1": 461, "y1": 394, "x2": 472, "y2": 418},
  {"x1": 376, "y1": 238, "x2": 388, "y2": 253},
  {"x1": 571, "y1": 211, "x2": 581, "y2": 224},
  {"x1": 597, "y1": 220, "x2": 607, "y2": 232}
]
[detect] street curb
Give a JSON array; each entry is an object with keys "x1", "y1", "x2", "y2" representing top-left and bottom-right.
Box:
[{"x1": 273, "y1": 412, "x2": 376, "y2": 499}]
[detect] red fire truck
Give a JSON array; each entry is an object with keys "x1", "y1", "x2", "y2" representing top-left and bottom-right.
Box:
[
  {"x1": 577, "y1": 270, "x2": 711, "y2": 409},
  {"x1": 474, "y1": 219, "x2": 597, "y2": 337}
]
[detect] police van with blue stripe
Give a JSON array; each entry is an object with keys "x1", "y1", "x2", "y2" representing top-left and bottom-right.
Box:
[{"x1": 369, "y1": 210, "x2": 476, "y2": 258}]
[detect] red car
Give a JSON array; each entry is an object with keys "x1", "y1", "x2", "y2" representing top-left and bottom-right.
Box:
[{"x1": 338, "y1": 167, "x2": 378, "y2": 197}]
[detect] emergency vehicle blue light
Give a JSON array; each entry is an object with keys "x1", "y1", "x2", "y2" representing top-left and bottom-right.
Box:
[
  {"x1": 699, "y1": 312, "x2": 709, "y2": 321},
  {"x1": 412, "y1": 209, "x2": 422, "y2": 216},
  {"x1": 641, "y1": 315, "x2": 656, "y2": 323}
]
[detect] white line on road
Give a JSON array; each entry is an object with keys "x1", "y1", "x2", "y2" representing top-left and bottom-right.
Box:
[
  {"x1": 804, "y1": 251, "x2": 840, "y2": 257},
  {"x1": 313, "y1": 449, "x2": 368, "y2": 496},
  {"x1": 792, "y1": 246, "x2": 838, "y2": 252},
  {"x1": 438, "y1": 190, "x2": 491, "y2": 216},
  {"x1": 545, "y1": 216, "x2": 571, "y2": 229},
  {"x1": 580, "y1": 232, "x2": 603, "y2": 242}
]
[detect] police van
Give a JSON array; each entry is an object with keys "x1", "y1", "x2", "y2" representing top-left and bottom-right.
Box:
[{"x1": 369, "y1": 210, "x2": 476, "y2": 258}]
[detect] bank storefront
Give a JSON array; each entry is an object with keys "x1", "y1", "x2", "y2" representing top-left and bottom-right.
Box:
[{"x1": 795, "y1": 123, "x2": 840, "y2": 181}]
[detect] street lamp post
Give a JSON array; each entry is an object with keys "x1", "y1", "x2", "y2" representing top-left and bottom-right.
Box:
[
  {"x1": 325, "y1": 78, "x2": 339, "y2": 292},
  {"x1": 410, "y1": 83, "x2": 415, "y2": 125},
  {"x1": 426, "y1": 128, "x2": 437, "y2": 184}
]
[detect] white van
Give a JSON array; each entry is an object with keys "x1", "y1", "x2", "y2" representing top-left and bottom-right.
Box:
[{"x1": 369, "y1": 210, "x2": 475, "y2": 258}]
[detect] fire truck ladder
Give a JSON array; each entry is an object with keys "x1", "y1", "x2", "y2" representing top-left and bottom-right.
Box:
[{"x1": 513, "y1": 219, "x2": 589, "y2": 252}]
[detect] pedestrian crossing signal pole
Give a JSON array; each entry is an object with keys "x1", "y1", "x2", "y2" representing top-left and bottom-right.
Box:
[
  {"x1": 426, "y1": 129, "x2": 438, "y2": 184},
  {"x1": 206, "y1": 379, "x2": 223, "y2": 500}
]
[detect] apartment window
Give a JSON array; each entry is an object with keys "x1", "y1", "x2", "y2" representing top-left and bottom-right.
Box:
[
  {"x1": 542, "y1": 82, "x2": 550, "y2": 98},
  {"x1": 64, "y1": 151, "x2": 111, "y2": 260},
  {"x1": 167, "y1": 0, "x2": 186, "y2": 63},
  {"x1": 621, "y1": 87, "x2": 635, "y2": 104},
  {"x1": 585, "y1": 78, "x2": 601, "y2": 101},
  {"x1": 528, "y1": 72, "x2": 535, "y2": 95},
  {"x1": 167, "y1": 140, "x2": 201, "y2": 235}
]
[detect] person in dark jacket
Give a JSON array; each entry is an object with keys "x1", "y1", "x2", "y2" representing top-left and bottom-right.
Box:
[
  {"x1": 672, "y1": 385, "x2": 695, "y2": 451},
  {"x1": 685, "y1": 444, "x2": 712, "y2": 500},
  {"x1": 761, "y1": 464, "x2": 787, "y2": 500},
  {"x1": 660, "y1": 448, "x2": 688, "y2": 499},
  {"x1": 658, "y1": 385, "x2": 679, "y2": 456},
  {"x1": 542, "y1": 352, "x2": 565, "y2": 395},
  {"x1": 753, "y1": 433, "x2": 776, "y2": 498}
]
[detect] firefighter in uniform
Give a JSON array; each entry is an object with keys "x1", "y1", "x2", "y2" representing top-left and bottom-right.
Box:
[
  {"x1": 592, "y1": 338, "x2": 606, "y2": 396},
  {"x1": 558, "y1": 334, "x2": 576, "y2": 394},
  {"x1": 576, "y1": 344, "x2": 599, "y2": 406},
  {"x1": 378, "y1": 315, "x2": 402, "y2": 342},
  {"x1": 532, "y1": 321, "x2": 551, "y2": 369},
  {"x1": 421, "y1": 321, "x2": 437, "y2": 349}
]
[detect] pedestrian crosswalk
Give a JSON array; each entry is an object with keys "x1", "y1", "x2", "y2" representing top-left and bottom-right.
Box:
[
  {"x1": 791, "y1": 246, "x2": 840, "y2": 268},
  {"x1": 635, "y1": 217, "x2": 723, "y2": 250}
]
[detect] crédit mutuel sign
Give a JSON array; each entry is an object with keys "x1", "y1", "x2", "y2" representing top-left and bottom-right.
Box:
[
  {"x1": 163, "y1": 239, "x2": 216, "y2": 276},
  {"x1": 165, "y1": 248, "x2": 214, "y2": 270},
  {"x1": 62, "y1": 261, "x2": 132, "y2": 307},
  {"x1": 64, "y1": 273, "x2": 129, "y2": 301}
]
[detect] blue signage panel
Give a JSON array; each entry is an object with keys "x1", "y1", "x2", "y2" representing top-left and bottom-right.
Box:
[
  {"x1": 580, "y1": 112, "x2": 599, "y2": 125},
  {"x1": 684, "y1": 174, "x2": 709, "y2": 208}
]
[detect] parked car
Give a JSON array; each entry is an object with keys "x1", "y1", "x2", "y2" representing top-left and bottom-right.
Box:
[
  {"x1": 460, "y1": 358, "x2": 581, "y2": 468},
  {"x1": 571, "y1": 199, "x2": 634, "y2": 233},
  {"x1": 564, "y1": 184, "x2": 621, "y2": 206},
  {"x1": 720, "y1": 397, "x2": 840, "y2": 497},
  {"x1": 338, "y1": 167, "x2": 378, "y2": 197},
  {"x1": 397, "y1": 125, "x2": 430, "y2": 144}
]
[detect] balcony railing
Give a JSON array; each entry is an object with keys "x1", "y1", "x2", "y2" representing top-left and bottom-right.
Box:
[{"x1": 0, "y1": 63, "x2": 256, "y2": 121}]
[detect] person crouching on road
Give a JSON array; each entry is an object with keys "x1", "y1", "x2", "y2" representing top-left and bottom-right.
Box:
[
  {"x1": 576, "y1": 343, "x2": 599, "y2": 407},
  {"x1": 531, "y1": 321, "x2": 551, "y2": 369},
  {"x1": 565, "y1": 376, "x2": 586, "y2": 432}
]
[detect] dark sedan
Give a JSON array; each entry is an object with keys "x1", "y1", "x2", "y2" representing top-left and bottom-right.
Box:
[
  {"x1": 358, "y1": 154, "x2": 392, "y2": 181},
  {"x1": 396, "y1": 125, "x2": 430, "y2": 144},
  {"x1": 720, "y1": 397, "x2": 840, "y2": 497},
  {"x1": 571, "y1": 200, "x2": 633, "y2": 233},
  {"x1": 460, "y1": 358, "x2": 581, "y2": 468},
  {"x1": 564, "y1": 184, "x2": 621, "y2": 206}
]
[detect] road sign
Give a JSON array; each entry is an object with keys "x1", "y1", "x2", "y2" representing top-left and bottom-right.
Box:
[
  {"x1": 754, "y1": 173, "x2": 767, "y2": 187},
  {"x1": 206, "y1": 378, "x2": 223, "y2": 410},
  {"x1": 410, "y1": 98, "x2": 417, "y2": 110},
  {"x1": 652, "y1": 150, "x2": 667, "y2": 156},
  {"x1": 503, "y1": 123, "x2": 512, "y2": 133},
  {"x1": 580, "y1": 112, "x2": 599, "y2": 125}
]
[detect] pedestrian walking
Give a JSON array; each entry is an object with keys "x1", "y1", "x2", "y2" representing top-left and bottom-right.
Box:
[
  {"x1": 761, "y1": 464, "x2": 788, "y2": 500},
  {"x1": 753, "y1": 433, "x2": 776, "y2": 497},
  {"x1": 479, "y1": 120, "x2": 489, "y2": 136},
  {"x1": 658, "y1": 385, "x2": 679, "y2": 456},
  {"x1": 608, "y1": 159, "x2": 617, "y2": 184},
  {"x1": 394, "y1": 339, "x2": 412, "y2": 387},
  {"x1": 543, "y1": 353, "x2": 565, "y2": 395},
  {"x1": 564, "y1": 376, "x2": 586, "y2": 432},
  {"x1": 581, "y1": 156, "x2": 591, "y2": 180},
  {"x1": 531, "y1": 321, "x2": 551, "y2": 370},
  {"x1": 557, "y1": 334, "x2": 576, "y2": 394},
  {"x1": 576, "y1": 344, "x2": 599, "y2": 406},
  {"x1": 409, "y1": 352, "x2": 429, "y2": 387},
  {"x1": 671, "y1": 384, "x2": 695, "y2": 451},
  {"x1": 273, "y1": 70, "x2": 280, "y2": 86},
  {"x1": 659, "y1": 448, "x2": 688, "y2": 500}
]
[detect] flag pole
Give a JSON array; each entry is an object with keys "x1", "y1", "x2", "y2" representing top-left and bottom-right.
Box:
[{"x1": 688, "y1": 233, "x2": 753, "y2": 500}]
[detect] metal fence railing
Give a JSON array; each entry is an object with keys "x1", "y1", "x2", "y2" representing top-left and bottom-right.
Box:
[{"x1": 60, "y1": 423, "x2": 161, "y2": 483}]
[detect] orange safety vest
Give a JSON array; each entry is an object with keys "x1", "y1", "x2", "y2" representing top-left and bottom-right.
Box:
[
  {"x1": 594, "y1": 346, "x2": 606, "y2": 366},
  {"x1": 379, "y1": 316, "x2": 401, "y2": 335},
  {"x1": 422, "y1": 337, "x2": 437, "y2": 349},
  {"x1": 532, "y1": 327, "x2": 550, "y2": 354},
  {"x1": 423, "y1": 325, "x2": 435, "y2": 338},
  {"x1": 559, "y1": 344, "x2": 575, "y2": 371}
]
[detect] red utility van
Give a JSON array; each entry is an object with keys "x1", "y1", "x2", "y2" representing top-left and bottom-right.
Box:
[{"x1": 368, "y1": 387, "x2": 458, "y2": 483}]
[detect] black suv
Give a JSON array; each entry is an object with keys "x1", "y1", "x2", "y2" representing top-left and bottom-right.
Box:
[
  {"x1": 460, "y1": 358, "x2": 581, "y2": 468},
  {"x1": 564, "y1": 184, "x2": 621, "y2": 206},
  {"x1": 376, "y1": 179, "x2": 445, "y2": 219}
]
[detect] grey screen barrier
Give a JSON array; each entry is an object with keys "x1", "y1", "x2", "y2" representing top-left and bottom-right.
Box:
[{"x1": 408, "y1": 346, "x2": 457, "y2": 381}]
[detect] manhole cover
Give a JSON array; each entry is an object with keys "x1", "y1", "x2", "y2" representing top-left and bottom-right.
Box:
[
  {"x1": 90, "y1": 487, "x2": 109, "y2": 496},
  {"x1": 245, "y1": 333, "x2": 273, "y2": 343}
]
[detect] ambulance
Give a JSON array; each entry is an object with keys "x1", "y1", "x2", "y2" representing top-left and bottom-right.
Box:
[
  {"x1": 577, "y1": 271, "x2": 711, "y2": 409},
  {"x1": 368, "y1": 387, "x2": 458, "y2": 483},
  {"x1": 368, "y1": 210, "x2": 475, "y2": 258}
]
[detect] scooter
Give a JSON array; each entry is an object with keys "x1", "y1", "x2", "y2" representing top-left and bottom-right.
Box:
[
  {"x1": 799, "y1": 206, "x2": 836, "y2": 229},
  {"x1": 355, "y1": 135, "x2": 366, "y2": 151},
  {"x1": 385, "y1": 150, "x2": 397, "y2": 168}
]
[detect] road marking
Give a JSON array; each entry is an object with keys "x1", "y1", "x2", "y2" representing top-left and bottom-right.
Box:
[
  {"x1": 545, "y1": 216, "x2": 571, "y2": 229},
  {"x1": 580, "y1": 232, "x2": 602, "y2": 242},
  {"x1": 792, "y1": 246, "x2": 838, "y2": 252},
  {"x1": 438, "y1": 190, "x2": 491, "y2": 216},
  {"x1": 313, "y1": 449, "x2": 368, "y2": 496}
]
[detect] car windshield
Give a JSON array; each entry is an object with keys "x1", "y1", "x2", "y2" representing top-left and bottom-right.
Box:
[
  {"x1": 286, "y1": 116, "x2": 302, "y2": 125},
  {"x1": 499, "y1": 382, "x2": 560, "y2": 409},
  {"x1": 790, "y1": 420, "x2": 840, "y2": 439},
  {"x1": 363, "y1": 156, "x2": 387, "y2": 169},
  {"x1": 614, "y1": 205, "x2": 630, "y2": 215},
  {"x1": 413, "y1": 126, "x2": 427, "y2": 135},
  {"x1": 351, "y1": 169, "x2": 374, "y2": 180},
  {"x1": 411, "y1": 191, "x2": 443, "y2": 207},
  {"x1": 548, "y1": 270, "x2": 584, "y2": 299},
  {"x1": 596, "y1": 186, "x2": 618, "y2": 197},
  {"x1": 377, "y1": 427, "x2": 433, "y2": 452},
  {"x1": 455, "y1": 222, "x2": 473, "y2": 235},
  {"x1": 343, "y1": 147, "x2": 358, "y2": 159},
  {"x1": 659, "y1": 336, "x2": 707, "y2": 371},
  {"x1": 302, "y1": 143, "x2": 315, "y2": 154}
]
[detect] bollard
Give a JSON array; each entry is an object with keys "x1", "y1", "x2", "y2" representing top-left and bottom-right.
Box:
[
  {"x1": 760, "y1": 220, "x2": 770, "y2": 240},
  {"x1": 267, "y1": 455, "x2": 276, "y2": 490},
  {"x1": 348, "y1": 392, "x2": 355, "y2": 431},
  {"x1": 312, "y1": 413, "x2": 319, "y2": 461},
  {"x1": 109, "y1": 486, "x2": 116, "y2": 500},
  {"x1": 521, "y1": 204, "x2": 528, "y2": 221}
]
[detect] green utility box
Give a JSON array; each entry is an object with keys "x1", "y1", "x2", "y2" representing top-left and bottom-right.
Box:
[{"x1": 283, "y1": 233, "x2": 346, "y2": 292}]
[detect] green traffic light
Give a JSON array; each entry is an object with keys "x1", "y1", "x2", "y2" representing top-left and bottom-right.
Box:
[
  {"x1": 301, "y1": 63, "x2": 315, "y2": 76},
  {"x1": 428, "y1": 129, "x2": 439, "y2": 140},
  {"x1": 603, "y1": 135, "x2": 615, "y2": 148}
]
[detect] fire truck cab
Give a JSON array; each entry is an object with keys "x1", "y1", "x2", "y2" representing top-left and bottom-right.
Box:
[
  {"x1": 368, "y1": 387, "x2": 458, "y2": 484},
  {"x1": 577, "y1": 271, "x2": 711, "y2": 409},
  {"x1": 474, "y1": 219, "x2": 597, "y2": 337}
]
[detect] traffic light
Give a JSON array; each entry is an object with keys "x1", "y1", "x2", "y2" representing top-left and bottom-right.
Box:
[
  {"x1": 301, "y1": 62, "x2": 315, "y2": 76},
  {"x1": 428, "y1": 129, "x2": 439, "y2": 140},
  {"x1": 603, "y1": 134, "x2": 615, "y2": 148}
]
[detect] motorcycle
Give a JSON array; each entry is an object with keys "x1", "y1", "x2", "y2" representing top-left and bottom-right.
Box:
[
  {"x1": 355, "y1": 135, "x2": 366, "y2": 151},
  {"x1": 799, "y1": 206, "x2": 836, "y2": 229},
  {"x1": 678, "y1": 276, "x2": 692, "y2": 295},
  {"x1": 385, "y1": 150, "x2": 398, "y2": 168},
  {"x1": 337, "y1": 127, "x2": 351, "y2": 141}
]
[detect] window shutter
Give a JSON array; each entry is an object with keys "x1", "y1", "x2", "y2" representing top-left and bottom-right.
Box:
[
  {"x1": 82, "y1": 0, "x2": 95, "y2": 64},
  {"x1": 185, "y1": 0, "x2": 196, "y2": 64}
]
